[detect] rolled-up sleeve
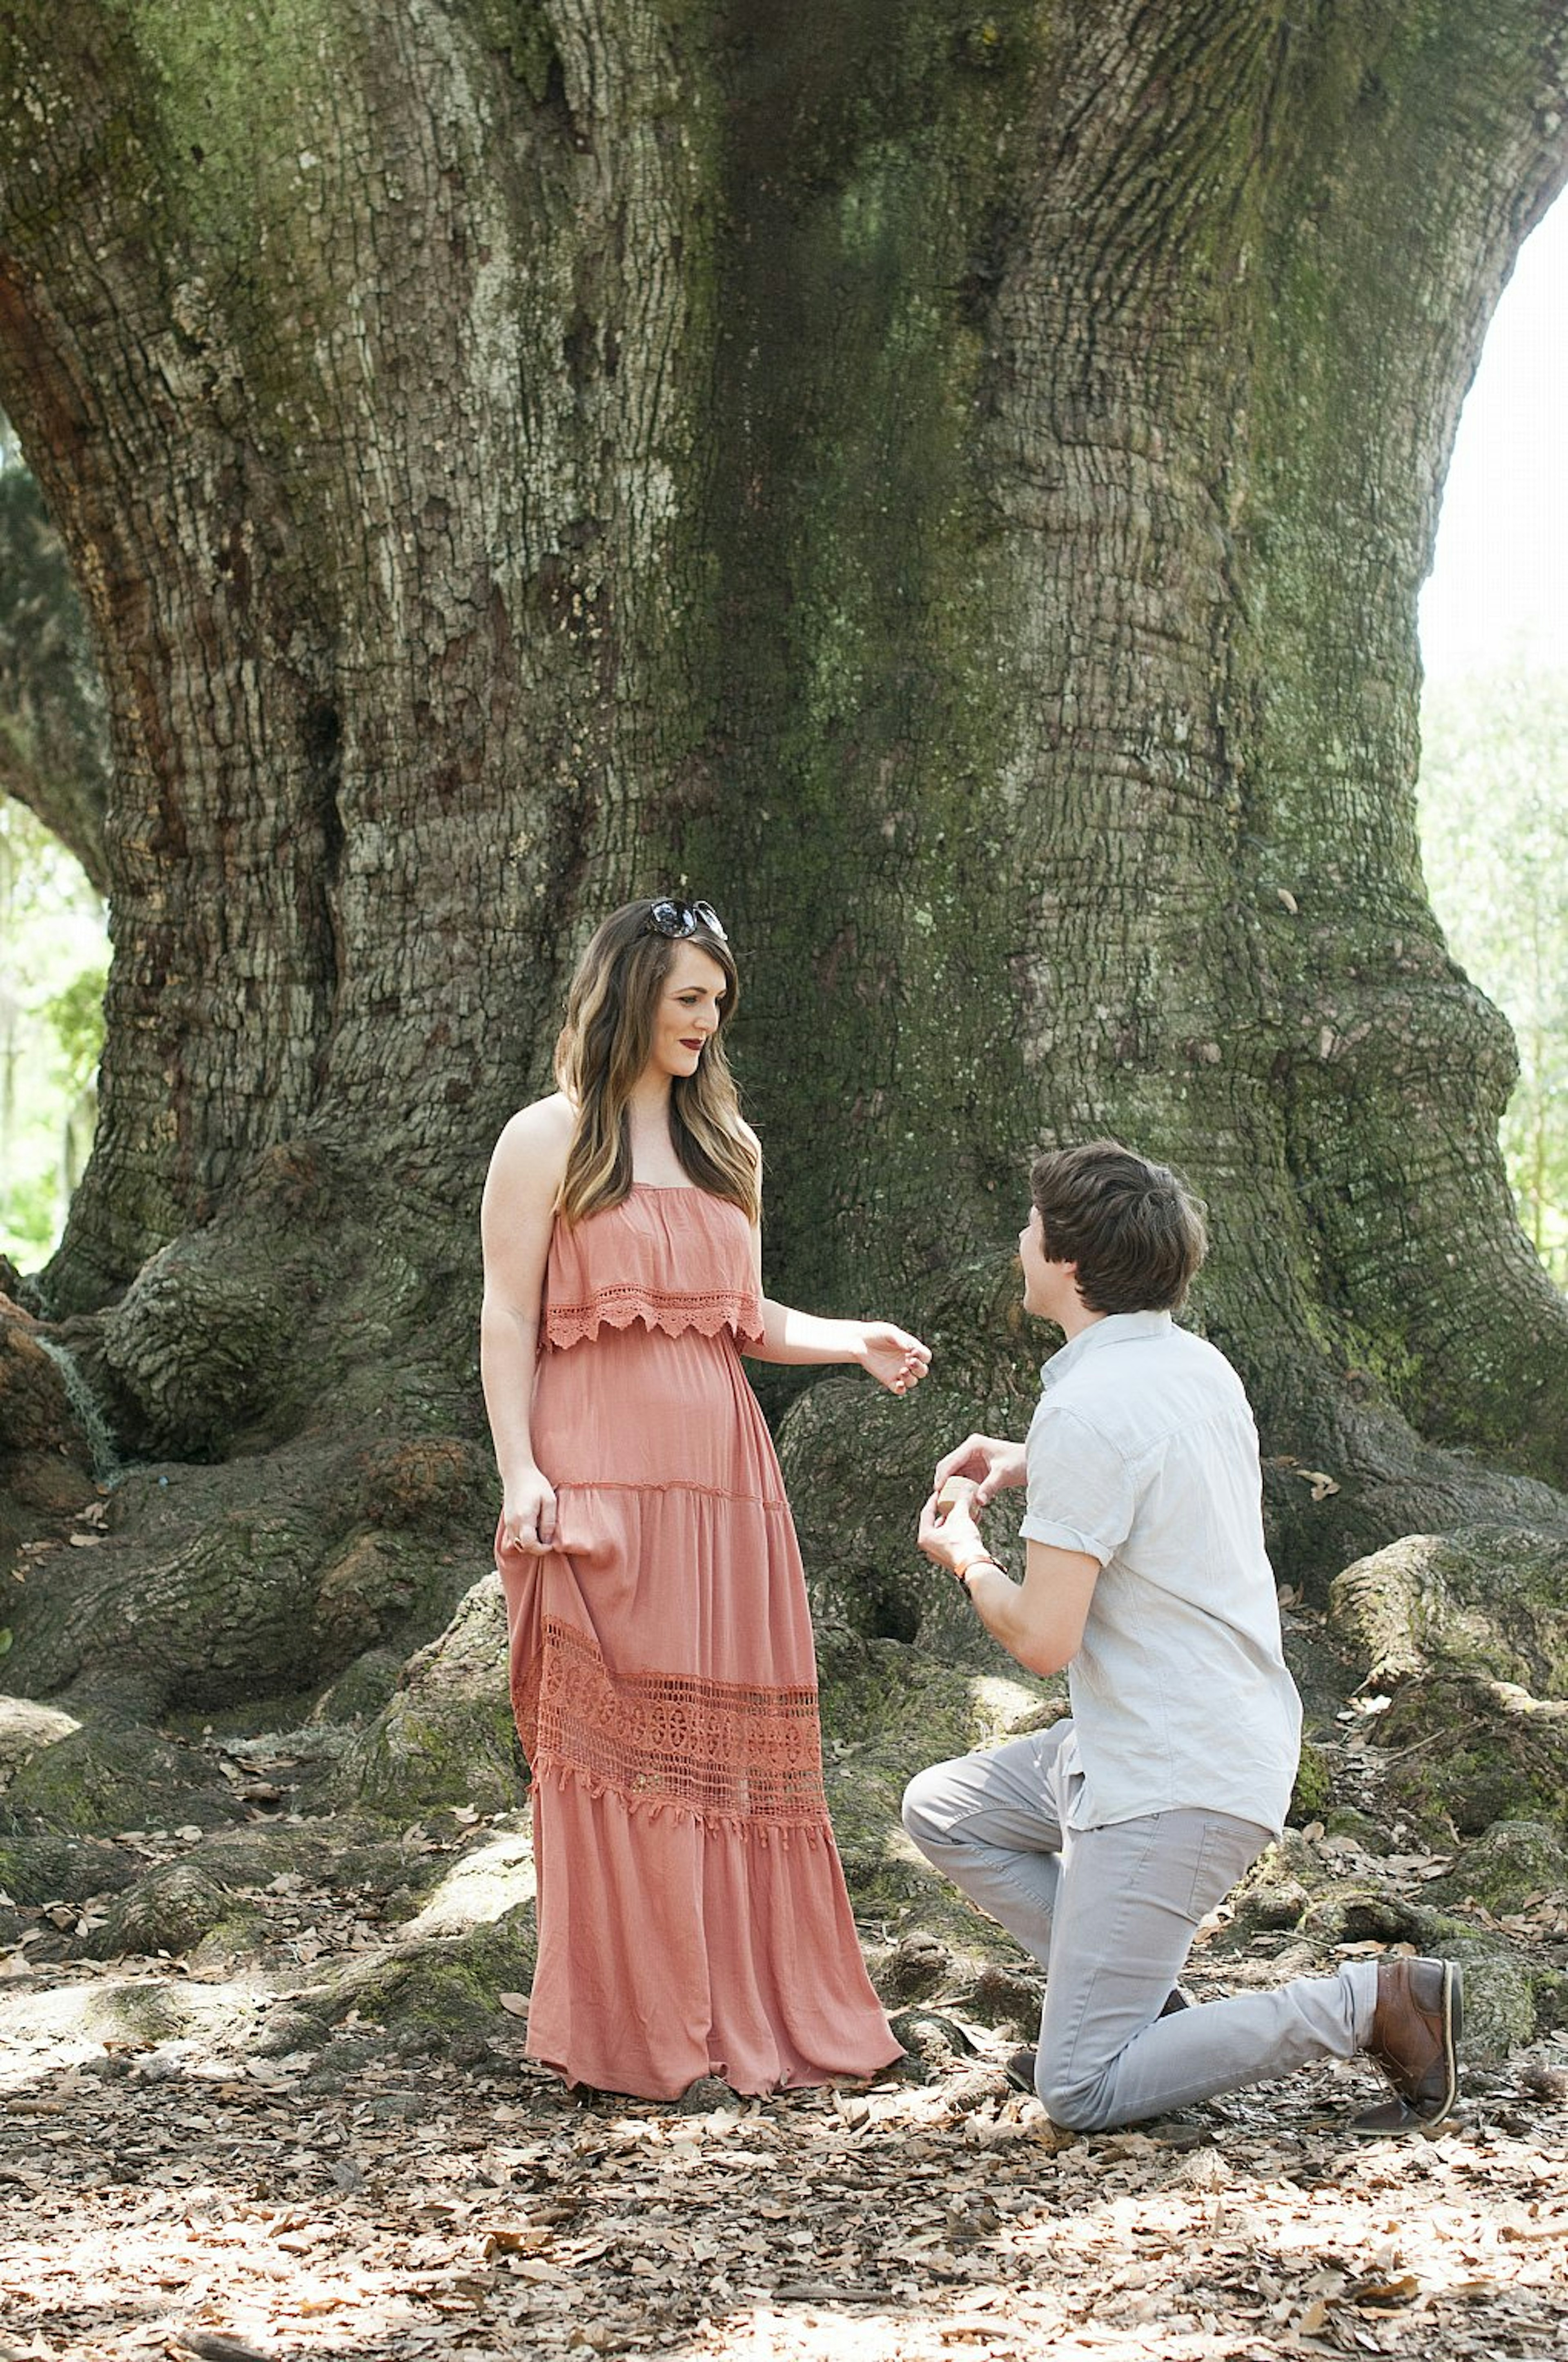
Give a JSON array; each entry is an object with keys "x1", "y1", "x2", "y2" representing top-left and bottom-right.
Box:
[{"x1": 1020, "y1": 1404, "x2": 1136, "y2": 1564}]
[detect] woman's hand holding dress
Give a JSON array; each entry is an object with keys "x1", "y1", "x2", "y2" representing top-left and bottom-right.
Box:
[{"x1": 501, "y1": 1464, "x2": 558, "y2": 1555}]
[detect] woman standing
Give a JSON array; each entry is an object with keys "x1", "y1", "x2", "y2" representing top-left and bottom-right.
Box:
[{"x1": 481, "y1": 897, "x2": 928, "y2": 2101}]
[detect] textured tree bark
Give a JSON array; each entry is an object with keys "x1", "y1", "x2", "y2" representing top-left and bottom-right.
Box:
[
  {"x1": 680, "y1": 0, "x2": 1568, "y2": 1582},
  {"x1": 0, "y1": 0, "x2": 728, "y2": 1312},
  {"x1": 0, "y1": 0, "x2": 1566, "y2": 1717}
]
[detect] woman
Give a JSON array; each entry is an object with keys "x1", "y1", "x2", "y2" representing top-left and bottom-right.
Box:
[{"x1": 481, "y1": 896, "x2": 929, "y2": 2101}]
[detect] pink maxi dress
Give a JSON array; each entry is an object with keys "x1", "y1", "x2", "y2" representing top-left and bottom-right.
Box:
[{"x1": 497, "y1": 1182, "x2": 901, "y2": 2100}]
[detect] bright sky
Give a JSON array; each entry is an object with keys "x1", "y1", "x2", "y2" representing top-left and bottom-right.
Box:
[{"x1": 1420, "y1": 190, "x2": 1568, "y2": 680}]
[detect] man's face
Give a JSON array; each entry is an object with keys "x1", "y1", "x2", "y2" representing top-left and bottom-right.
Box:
[{"x1": 1019, "y1": 1204, "x2": 1076, "y2": 1322}]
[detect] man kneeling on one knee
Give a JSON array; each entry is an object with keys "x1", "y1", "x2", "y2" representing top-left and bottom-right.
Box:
[{"x1": 906, "y1": 1140, "x2": 1461, "y2": 2138}]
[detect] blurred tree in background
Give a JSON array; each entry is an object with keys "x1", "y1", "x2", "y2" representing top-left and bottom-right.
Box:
[
  {"x1": 1420, "y1": 667, "x2": 1568, "y2": 1285},
  {"x1": 0, "y1": 797, "x2": 107, "y2": 1263}
]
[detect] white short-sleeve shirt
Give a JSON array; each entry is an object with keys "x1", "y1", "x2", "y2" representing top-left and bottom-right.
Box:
[{"x1": 1021, "y1": 1309, "x2": 1302, "y2": 1833}]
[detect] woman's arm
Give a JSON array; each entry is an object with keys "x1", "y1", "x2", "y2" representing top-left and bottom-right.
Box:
[
  {"x1": 749, "y1": 1297, "x2": 931, "y2": 1392},
  {"x1": 743, "y1": 1187, "x2": 929, "y2": 1392},
  {"x1": 479, "y1": 1095, "x2": 573, "y2": 1553}
]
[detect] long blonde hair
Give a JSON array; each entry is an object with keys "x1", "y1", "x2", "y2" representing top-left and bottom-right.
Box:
[{"x1": 553, "y1": 900, "x2": 760, "y2": 1224}]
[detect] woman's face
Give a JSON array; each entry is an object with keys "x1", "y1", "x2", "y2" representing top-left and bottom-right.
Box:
[{"x1": 647, "y1": 942, "x2": 729, "y2": 1080}]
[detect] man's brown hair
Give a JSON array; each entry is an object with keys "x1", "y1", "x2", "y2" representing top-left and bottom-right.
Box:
[{"x1": 1030, "y1": 1140, "x2": 1207, "y2": 1314}]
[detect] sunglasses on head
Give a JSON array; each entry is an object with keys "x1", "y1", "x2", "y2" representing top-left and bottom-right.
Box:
[{"x1": 642, "y1": 897, "x2": 728, "y2": 942}]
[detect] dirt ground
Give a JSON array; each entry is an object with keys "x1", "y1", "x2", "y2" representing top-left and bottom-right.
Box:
[{"x1": 4, "y1": 1891, "x2": 1568, "y2": 2362}]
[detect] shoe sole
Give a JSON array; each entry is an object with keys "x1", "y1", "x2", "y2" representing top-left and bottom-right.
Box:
[
  {"x1": 1436, "y1": 1958, "x2": 1463, "y2": 2121},
  {"x1": 1002, "y1": 2049, "x2": 1036, "y2": 2094}
]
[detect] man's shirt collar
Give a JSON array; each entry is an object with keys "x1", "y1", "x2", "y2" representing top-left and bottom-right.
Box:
[{"x1": 1040, "y1": 1308, "x2": 1173, "y2": 1392}]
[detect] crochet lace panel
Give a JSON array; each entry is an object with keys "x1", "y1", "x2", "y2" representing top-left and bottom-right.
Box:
[
  {"x1": 515, "y1": 1615, "x2": 829, "y2": 1831},
  {"x1": 544, "y1": 1284, "x2": 764, "y2": 1352}
]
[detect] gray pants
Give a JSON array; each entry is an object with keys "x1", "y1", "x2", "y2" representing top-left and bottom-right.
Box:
[{"x1": 902, "y1": 1722, "x2": 1377, "y2": 2130}]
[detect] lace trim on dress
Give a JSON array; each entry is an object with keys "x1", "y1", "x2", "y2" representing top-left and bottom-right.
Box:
[
  {"x1": 550, "y1": 1478, "x2": 789, "y2": 1510},
  {"x1": 514, "y1": 1616, "x2": 831, "y2": 1840},
  {"x1": 545, "y1": 1284, "x2": 765, "y2": 1352}
]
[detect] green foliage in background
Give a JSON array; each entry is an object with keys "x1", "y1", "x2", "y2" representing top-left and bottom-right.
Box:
[
  {"x1": 0, "y1": 796, "x2": 108, "y2": 1268},
  {"x1": 43, "y1": 964, "x2": 110, "y2": 1101},
  {"x1": 1419, "y1": 664, "x2": 1568, "y2": 1288}
]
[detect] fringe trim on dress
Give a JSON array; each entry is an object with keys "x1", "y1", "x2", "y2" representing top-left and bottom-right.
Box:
[
  {"x1": 527, "y1": 1761, "x2": 833, "y2": 1847},
  {"x1": 545, "y1": 1285, "x2": 765, "y2": 1353},
  {"x1": 514, "y1": 1615, "x2": 833, "y2": 1836},
  {"x1": 546, "y1": 1477, "x2": 789, "y2": 1510}
]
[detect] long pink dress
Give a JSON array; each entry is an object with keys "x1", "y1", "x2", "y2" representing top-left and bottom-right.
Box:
[{"x1": 497, "y1": 1182, "x2": 901, "y2": 2100}]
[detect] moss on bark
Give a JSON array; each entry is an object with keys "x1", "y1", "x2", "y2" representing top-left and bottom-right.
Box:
[
  {"x1": 815, "y1": 1629, "x2": 1053, "y2": 1939},
  {"x1": 1371, "y1": 1676, "x2": 1568, "y2": 1842},
  {"x1": 349, "y1": 1575, "x2": 526, "y2": 1822},
  {"x1": 1331, "y1": 1529, "x2": 1568, "y2": 1700}
]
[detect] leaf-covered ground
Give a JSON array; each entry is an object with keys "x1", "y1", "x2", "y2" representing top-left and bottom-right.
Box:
[
  {"x1": 4, "y1": 1872, "x2": 1568, "y2": 2362},
  {"x1": 6, "y1": 1563, "x2": 1568, "y2": 2361}
]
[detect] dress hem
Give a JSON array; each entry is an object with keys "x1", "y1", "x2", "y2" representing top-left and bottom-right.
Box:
[{"x1": 522, "y1": 2046, "x2": 907, "y2": 2104}]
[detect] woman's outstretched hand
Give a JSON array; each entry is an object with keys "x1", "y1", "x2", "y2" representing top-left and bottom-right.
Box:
[
  {"x1": 860, "y1": 1324, "x2": 932, "y2": 1396},
  {"x1": 501, "y1": 1464, "x2": 558, "y2": 1555},
  {"x1": 932, "y1": 1432, "x2": 1026, "y2": 1510}
]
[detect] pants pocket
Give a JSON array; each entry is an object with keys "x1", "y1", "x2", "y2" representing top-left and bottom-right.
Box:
[{"x1": 1184, "y1": 1815, "x2": 1266, "y2": 1921}]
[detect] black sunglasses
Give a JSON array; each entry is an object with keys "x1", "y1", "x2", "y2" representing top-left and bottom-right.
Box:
[{"x1": 642, "y1": 897, "x2": 728, "y2": 942}]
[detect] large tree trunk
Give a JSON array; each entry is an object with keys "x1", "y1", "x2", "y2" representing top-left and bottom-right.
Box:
[{"x1": 0, "y1": 0, "x2": 1566, "y2": 1724}]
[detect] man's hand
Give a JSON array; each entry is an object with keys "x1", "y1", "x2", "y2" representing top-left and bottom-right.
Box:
[
  {"x1": 933, "y1": 1432, "x2": 1026, "y2": 1511},
  {"x1": 918, "y1": 1486, "x2": 987, "y2": 1579}
]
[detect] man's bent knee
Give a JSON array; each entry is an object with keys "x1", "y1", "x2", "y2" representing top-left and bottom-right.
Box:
[
  {"x1": 1037, "y1": 2060, "x2": 1119, "y2": 2133},
  {"x1": 900, "y1": 1761, "x2": 969, "y2": 1853}
]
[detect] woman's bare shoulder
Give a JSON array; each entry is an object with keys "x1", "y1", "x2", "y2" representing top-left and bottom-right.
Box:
[
  {"x1": 496, "y1": 1091, "x2": 575, "y2": 1146},
  {"x1": 487, "y1": 1093, "x2": 575, "y2": 1188}
]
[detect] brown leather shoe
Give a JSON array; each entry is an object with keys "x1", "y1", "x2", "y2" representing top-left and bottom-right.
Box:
[{"x1": 1352, "y1": 1956, "x2": 1462, "y2": 2134}]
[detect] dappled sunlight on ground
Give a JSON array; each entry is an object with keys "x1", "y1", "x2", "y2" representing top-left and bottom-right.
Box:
[
  {"x1": 0, "y1": 1965, "x2": 277, "y2": 2095},
  {"x1": 2, "y1": 1952, "x2": 1566, "y2": 2362},
  {"x1": 397, "y1": 1832, "x2": 537, "y2": 1943}
]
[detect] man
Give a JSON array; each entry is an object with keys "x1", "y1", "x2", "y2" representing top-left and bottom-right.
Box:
[{"x1": 905, "y1": 1140, "x2": 1461, "y2": 2135}]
